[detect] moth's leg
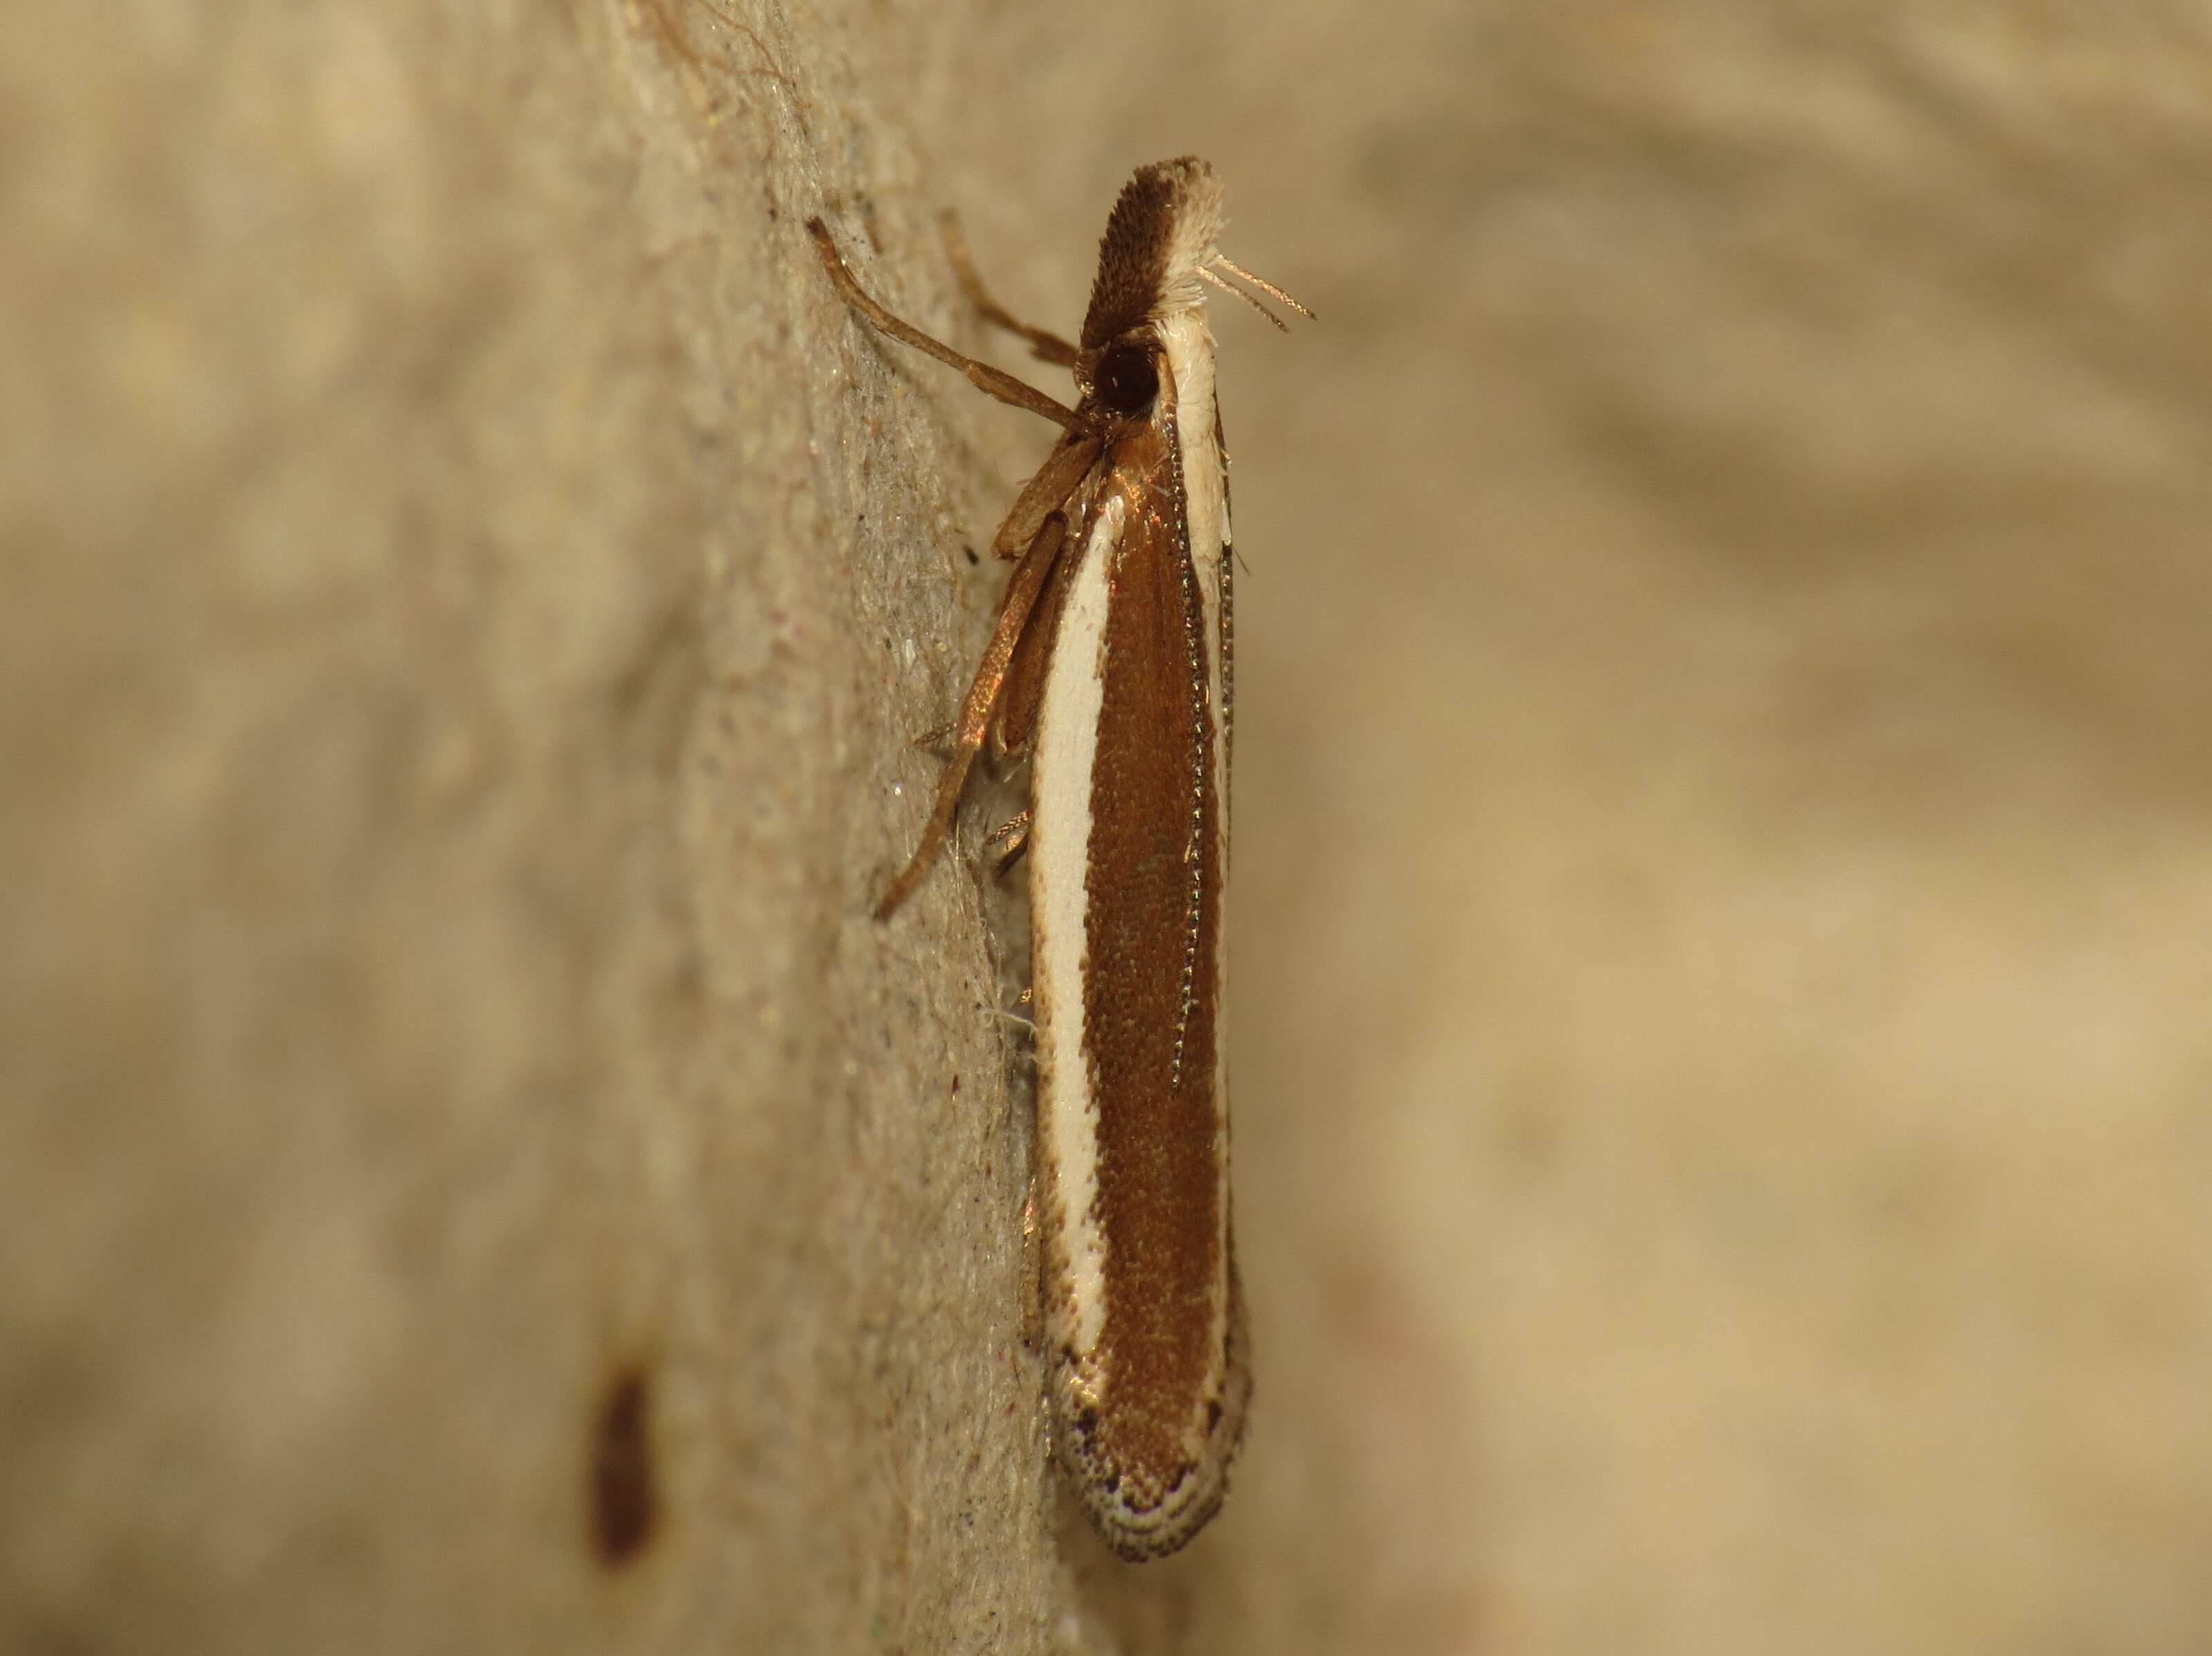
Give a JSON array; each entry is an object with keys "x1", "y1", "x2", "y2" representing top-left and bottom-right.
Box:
[
  {"x1": 995, "y1": 505, "x2": 1084, "y2": 754},
  {"x1": 939, "y1": 211, "x2": 1081, "y2": 369},
  {"x1": 807, "y1": 218, "x2": 1091, "y2": 435},
  {"x1": 990, "y1": 435, "x2": 1100, "y2": 561},
  {"x1": 873, "y1": 515, "x2": 1069, "y2": 920},
  {"x1": 984, "y1": 810, "x2": 1031, "y2": 878}
]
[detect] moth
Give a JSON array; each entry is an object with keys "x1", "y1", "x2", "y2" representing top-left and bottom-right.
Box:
[{"x1": 807, "y1": 158, "x2": 1306, "y2": 1560}]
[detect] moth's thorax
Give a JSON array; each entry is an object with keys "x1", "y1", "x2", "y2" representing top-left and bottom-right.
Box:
[{"x1": 1081, "y1": 156, "x2": 1226, "y2": 349}]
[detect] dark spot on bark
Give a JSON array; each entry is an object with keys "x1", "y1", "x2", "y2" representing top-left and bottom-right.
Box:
[{"x1": 588, "y1": 1366, "x2": 659, "y2": 1568}]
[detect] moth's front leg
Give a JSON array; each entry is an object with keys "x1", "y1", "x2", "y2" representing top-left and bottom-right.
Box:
[{"x1": 807, "y1": 218, "x2": 1091, "y2": 435}]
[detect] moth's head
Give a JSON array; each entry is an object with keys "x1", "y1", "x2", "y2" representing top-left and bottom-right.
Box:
[
  {"x1": 1076, "y1": 158, "x2": 1309, "y2": 420},
  {"x1": 1080, "y1": 156, "x2": 1226, "y2": 353}
]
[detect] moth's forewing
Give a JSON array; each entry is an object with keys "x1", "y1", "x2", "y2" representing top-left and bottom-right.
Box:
[{"x1": 1030, "y1": 418, "x2": 1248, "y2": 1559}]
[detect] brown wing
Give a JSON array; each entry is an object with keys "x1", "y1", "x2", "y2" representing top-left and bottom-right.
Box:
[{"x1": 1080, "y1": 424, "x2": 1229, "y2": 1488}]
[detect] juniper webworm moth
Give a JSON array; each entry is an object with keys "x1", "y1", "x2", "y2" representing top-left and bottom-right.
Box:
[{"x1": 808, "y1": 158, "x2": 1306, "y2": 1560}]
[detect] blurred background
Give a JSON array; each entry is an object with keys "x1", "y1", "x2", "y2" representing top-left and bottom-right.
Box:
[{"x1": 6, "y1": 2, "x2": 2209, "y2": 1653}]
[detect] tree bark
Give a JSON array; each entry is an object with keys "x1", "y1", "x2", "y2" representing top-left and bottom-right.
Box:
[{"x1": 2, "y1": 3, "x2": 1080, "y2": 1650}]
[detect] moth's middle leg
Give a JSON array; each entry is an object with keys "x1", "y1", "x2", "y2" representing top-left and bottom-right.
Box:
[{"x1": 940, "y1": 211, "x2": 1081, "y2": 369}]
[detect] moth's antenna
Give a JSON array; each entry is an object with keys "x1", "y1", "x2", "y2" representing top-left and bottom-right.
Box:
[
  {"x1": 1199, "y1": 266, "x2": 1290, "y2": 331},
  {"x1": 1206, "y1": 254, "x2": 1315, "y2": 323}
]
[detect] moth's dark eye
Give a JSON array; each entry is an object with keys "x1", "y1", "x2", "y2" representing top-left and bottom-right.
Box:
[{"x1": 1094, "y1": 344, "x2": 1158, "y2": 415}]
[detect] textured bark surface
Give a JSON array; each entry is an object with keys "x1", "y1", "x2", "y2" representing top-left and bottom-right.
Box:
[
  {"x1": 3, "y1": 3, "x2": 1065, "y2": 1650},
  {"x1": 7, "y1": 2, "x2": 2211, "y2": 1653}
]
